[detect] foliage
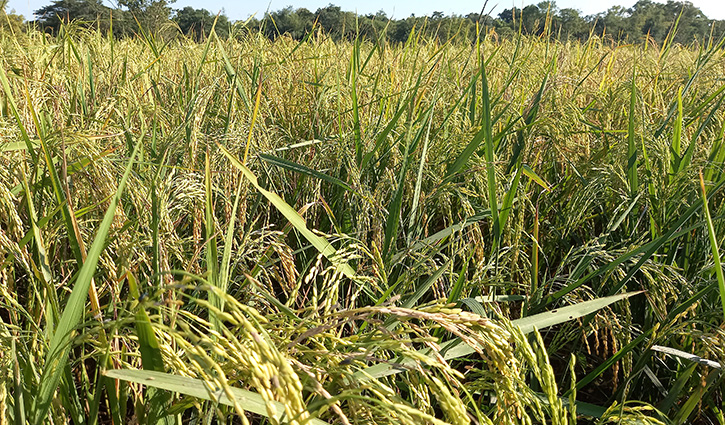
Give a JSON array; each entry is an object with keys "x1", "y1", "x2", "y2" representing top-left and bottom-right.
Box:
[
  {"x1": 173, "y1": 6, "x2": 229, "y2": 40},
  {"x1": 33, "y1": 0, "x2": 113, "y2": 34},
  {"x1": 116, "y1": 0, "x2": 173, "y2": 34},
  {"x1": 14, "y1": 0, "x2": 725, "y2": 45},
  {"x1": 0, "y1": 0, "x2": 23, "y2": 34},
  {"x1": 249, "y1": 1, "x2": 724, "y2": 45}
]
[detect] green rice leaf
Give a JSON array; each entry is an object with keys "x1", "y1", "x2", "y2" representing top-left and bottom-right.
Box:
[
  {"x1": 259, "y1": 153, "x2": 356, "y2": 195},
  {"x1": 104, "y1": 369, "x2": 331, "y2": 425},
  {"x1": 218, "y1": 143, "x2": 356, "y2": 279},
  {"x1": 32, "y1": 134, "x2": 143, "y2": 425},
  {"x1": 356, "y1": 292, "x2": 640, "y2": 380}
]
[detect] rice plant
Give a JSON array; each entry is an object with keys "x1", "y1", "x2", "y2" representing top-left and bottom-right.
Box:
[{"x1": 1, "y1": 21, "x2": 725, "y2": 424}]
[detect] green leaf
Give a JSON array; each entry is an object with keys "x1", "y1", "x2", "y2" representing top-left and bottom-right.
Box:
[
  {"x1": 627, "y1": 67, "x2": 639, "y2": 198},
  {"x1": 382, "y1": 102, "x2": 435, "y2": 264},
  {"x1": 393, "y1": 211, "x2": 491, "y2": 262},
  {"x1": 0, "y1": 63, "x2": 37, "y2": 162},
  {"x1": 672, "y1": 369, "x2": 720, "y2": 425},
  {"x1": 355, "y1": 292, "x2": 641, "y2": 380},
  {"x1": 699, "y1": 173, "x2": 725, "y2": 320},
  {"x1": 32, "y1": 134, "x2": 143, "y2": 425},
  {"x1": 499, "y1": 166, "x2": 523, "y2": 234},
  {"x1": 259, "y1": 153, "x2": 356, "y2": 195},
  {"x1": 533, "y1": 393, "x2": 605, "y2": 418},
  {"x1": 205, "y1": 151, "x2": 221, "y2": 330},
  {"x1": 1, "y1": 140, "x2": 39, "y2": 152},
  {"x1": 521, "y1": 164, "x2": 550, "y2": 191},
  {"x1": 218, "y1": 144, "x2": 356, "y2": 279},
  {"x1": 126, "y1": 273, "x2": 174, "y2": 424},
  {"x1": 104, "y1": 369, "x2": 331, "y2": 425}
]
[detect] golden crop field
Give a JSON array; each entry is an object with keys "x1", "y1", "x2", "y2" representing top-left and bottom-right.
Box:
[{"x1": 2, "y1": 24, "x2": 725, "y2": 424}]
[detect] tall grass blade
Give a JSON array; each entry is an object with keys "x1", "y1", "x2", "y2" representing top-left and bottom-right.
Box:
[
  {"x1": 627, "y1": 67, "x2": 639, "y2": 198},
  {"x1": 104, "y1": 370, "x2": 331, "y2": 425},
  {"x1": 357, "y1": 292, "x2": 640, "y2": 380},
  {"x1": 350, "y1": 40, "x2": 362, "y2": 166},
  {"x1": 394, "y1": 211, "x2": 491, "y2": 262},
  {"x1": 0, "y1": 65, "x2": 36, "y2": 162},
  {"x1": 218, "y1": 180, "x2": 243, "y2": 312},
  {"x1": 205, "y1": 151, "x2": 221, "y2": 329},
  {"x1": 259, "y1": 153, "x2": 356, "y2": 194},
  {"x1": 382, "y1": 103, "x2": 435, "y2": 264},
  {"x1": 32, "y1": 134, "x2": 143, "y2": 425},
  {"x1": 407, "y1": 100, "x2": 435, "y2": 243},
  {"x1": 672, "y1": 369, "x2": 720, "y2": 425},
  {"x1": 669, "y1": 87, "x2": 683, "y2": 182},
  {"x1": 218, "y1": 144, "x2": 356, "y2": 278},
  {"x1": 12, "y1": 338, "x2": 26, "y2": 425},
  {"x1": 126, "y1": 273, "x2": 174, "y2": 424},
  {"x1": 498, "y1": 166, "x2": 522, "y2": 235},
  {"x1": 700, "y1": 172, "x2": 725, "y2": 320}
]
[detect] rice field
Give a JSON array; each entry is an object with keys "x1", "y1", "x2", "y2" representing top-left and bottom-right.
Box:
[{"x1": 2, "y1": 23, "x2": 725, "y2": 424}]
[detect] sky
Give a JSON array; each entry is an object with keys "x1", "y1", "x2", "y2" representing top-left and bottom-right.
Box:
[{"x1": 6, "y1": 0, "x2": 725, "y2": 22}]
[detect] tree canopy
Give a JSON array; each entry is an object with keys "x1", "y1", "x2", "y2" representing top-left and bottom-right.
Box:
[
  {"x1": 1, "y1": 0, "x2": 25, "y2": 34},
  {"x1": 250, "y1": 1, "x2": 724, "y2": 44},
  {"x1": 3, "y1": 0, "x2": 724, "y2": 44}
]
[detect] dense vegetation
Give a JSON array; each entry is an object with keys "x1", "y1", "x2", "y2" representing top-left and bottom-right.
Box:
[
  {"x1": 3, "y1": 0, "x2": 725, "y2": 44},
  {"x1": 257, "y1": 1, "x2": 725, "y2": 44},
  {"x1": 2, "y1": 11, "x2": 725, "y2": 425}
]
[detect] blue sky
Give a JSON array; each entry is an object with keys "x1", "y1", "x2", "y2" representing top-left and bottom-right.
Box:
[{"x1": 6, "y1": 0, "x2": 725, "y2": 21}]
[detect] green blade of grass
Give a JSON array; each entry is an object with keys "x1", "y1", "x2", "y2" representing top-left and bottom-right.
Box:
[
  {"x1": 218, "y1": 143, "x2": 356, "y2": 279},
  {"x1": 393, "y1": 211, "x2": 491, "y2": 262},
  {"x1": 360, "y1": 94, "x2": 411, "y2": 171},
  {"x1": 32, "y1": 133, "x2": 143, "y2": 425},
  {"x1": 103, "y1": 369, "x2": 331, "y2": 425},
  {"x1": 406, "y1": 99, "x2": 435, "y2": 244},
  {"x1": 566, "y1": 332, "x2": 649, "y2": 396},
  {"x1": 521, "y1": 164, "x2": 550, "y2": 191},
  {"x1": 1, "y1": 140, "x2": 39, "y2": 152},
  {"x1": 514, "y1": 291, "x2": 643, "y2": 335},
  {"x1": 218, "y1": 180, "x2": 244, "y2": 313},
  {"x1": 444, "y1": 57, "x2": 492, "y2": 181},
  {"x1": 205, "y1": 151, "x2": 221, "y2": 330},
  {"x1": 356, "y1": 292, "x2": 640, "y2": 380},
  {"x1": 21, "y1": 171, "x2": 53, "y2": 291},
  {"x1": 126, "y1": 272, "x2": 174, "y2": 424},
  {"x1": 533, "y1": 393, "x2": 606, "y2": 418},
  {"x1": 0, "y1": 62, "x2": 37, "y2": 162},
  {"x1": 680, "y1": 92, "x2": 725, "y2": 178},
  {"x1": 704, "y1": 124, "x2": 725, "y2": 185},
  {"x1": 627, "y1": 67, "x2": 639, "y2": 199},
  {"x1": 400, "y1": 259, "x2": 451, "y2": 310},
  {"x1": 498, "y1": 166, "x2": 523, "y2": 234},
  {"x1": 259, "y1": 153, "x2": 357, "y2": 195},
  {"x1": 658, "y1": 363, "x2": 696, "y2": 414},
  {"x1": 669, "y1": 87, "x2": 683, "y2": 182},
  {"x1": 12, "y1": 338, "x2": 27, "y2": 425},
  {"x1": 700, "y1": 172, "x2": 725, "y2": 320},
  {"x1": 213, "y1": 31, "x2": 252, "y2": 114},
  {"x1": 382, "y1": 102, "x2": 435, "y2": 264},
  {"x1": 672, "y1": 369, "x2": 720, "y2": 425},
  {"x1": 481, "y1": 55, "x2": 499, "y2": 245},
  {"x1": 350, "y1": 40, "x2": 362, "y2": 166}
]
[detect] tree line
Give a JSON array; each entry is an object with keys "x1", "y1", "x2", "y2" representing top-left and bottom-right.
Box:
[
  {"x1": 1, "y1": 0, "x2": 230, "y2": 39},
  {"x1": 259, "y1": 1, "x2": 724, "y2": 45},
  {"x1": 2, "y1": 0, "x2": 724, "y2": 44}
]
